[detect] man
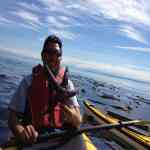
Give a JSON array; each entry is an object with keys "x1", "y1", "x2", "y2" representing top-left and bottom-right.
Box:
[{"x1": 8, "y1": 35, "x2": 82, "y2": 144}]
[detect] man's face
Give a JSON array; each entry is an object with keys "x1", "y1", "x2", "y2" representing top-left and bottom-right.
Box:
[{"x1": 43, "y1": 42, "x2": 62, "y2": 70}]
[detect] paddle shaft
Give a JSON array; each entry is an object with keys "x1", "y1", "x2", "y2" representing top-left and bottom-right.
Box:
[
  {"x1": 0, "y1": 120, "x2": 148, "y2": 149},
  {"x1": 38, "y1": 120, "x2": 142, "y2": 141}
]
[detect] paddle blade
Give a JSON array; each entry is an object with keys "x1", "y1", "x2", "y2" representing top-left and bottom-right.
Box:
[{"x1": 135, "y1": 120, "x2": 150, "y2": 125}]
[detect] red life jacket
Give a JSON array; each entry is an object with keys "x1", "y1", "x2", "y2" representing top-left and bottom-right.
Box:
[{"x1": 28, "y1": 64, "x2": 65, "y2": 129}]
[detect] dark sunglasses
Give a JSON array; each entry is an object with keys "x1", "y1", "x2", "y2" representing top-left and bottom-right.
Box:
[{"x1": 44, "y1": 48, "x2": 62, "y2": 57}]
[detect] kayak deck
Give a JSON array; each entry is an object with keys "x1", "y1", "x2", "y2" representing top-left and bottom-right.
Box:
[
  {"x1": 83, "y1": 100, "x2": 150, "y2": 150},
  {"x1": 0, "y1": 132, "x2": 97, "y2": 150},
  {"x1": 83, "y1": 134, "x2": 97, "y2": 150}
]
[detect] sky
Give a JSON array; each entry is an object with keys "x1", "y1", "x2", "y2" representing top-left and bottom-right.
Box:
[{"x1": 0, "y1": 0, "x2": 150, "y2": 83}]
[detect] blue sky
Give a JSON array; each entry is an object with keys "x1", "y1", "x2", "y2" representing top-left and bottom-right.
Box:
[{"x1": 0, "y1": 0, "x2": 150, "y2": 83}]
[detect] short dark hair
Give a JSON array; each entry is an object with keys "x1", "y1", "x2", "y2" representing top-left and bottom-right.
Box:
[{"x1": 41, "y1": 35, "x2": 62, "y2": 56}]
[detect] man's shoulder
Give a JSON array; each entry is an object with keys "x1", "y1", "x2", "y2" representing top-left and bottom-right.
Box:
[{"x1": 22, "y1": 74, "x2": 32, "y2": 87}]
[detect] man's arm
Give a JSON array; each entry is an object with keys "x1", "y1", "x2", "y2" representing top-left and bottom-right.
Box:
[
  {"x1": 8, "y1": 75, "x2": 38, "y2": 143},
  {"x1": 61, "y1": 79, "x2": 82, "y2": 128},
  {"x1": 8, "y1": 110, "x2": 24, "y2": 137},
  {"x1": 8, "y1": 110, "x2": 38, "y2": 143},
  {"x1": 62, "y1": 105, "x2": 82, "y2": 128}
]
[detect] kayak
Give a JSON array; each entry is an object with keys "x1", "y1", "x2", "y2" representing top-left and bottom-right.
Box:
[
  {"x1": 0, "y1": 134, "x2": 97, "y2": 150},
  {"x1": 107, "y1": 111, "x2": 150, "y2": 136},
  {"x1": 83, "y1": 134, "x2": 97, "y2": 150},
  {"x1": 0, "y1": 132, "x2": 97, "y2": 150},
  {"x1": 83, "y1": 100, "x2": 150, "y2": 150}
]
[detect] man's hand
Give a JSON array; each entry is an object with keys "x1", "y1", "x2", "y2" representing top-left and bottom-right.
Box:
[
  {"x1": 17, "y1": 124, "x2": 38, "y2": 144},
  {"x1": 62, "y1": 105, "x2": 82, "y2": 128},
  {"x1": 8, "y1": 110, "x2": 38, "y2": 144}
]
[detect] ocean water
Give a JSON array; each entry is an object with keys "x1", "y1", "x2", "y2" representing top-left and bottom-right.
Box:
[
  {"x1": 0, "y1": 51, "x2": 37, "y2": 106},
  {"x1": 0, "y1": 50, "x2": 150, "y2": 149},
  {"x1": 70, "y1": 66, "x2": 150, "y2": 98}
]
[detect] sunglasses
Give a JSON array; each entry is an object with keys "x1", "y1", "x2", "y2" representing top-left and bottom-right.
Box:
[{"x1": 44, "y1": 48, "x2": 62, "y2": 58}]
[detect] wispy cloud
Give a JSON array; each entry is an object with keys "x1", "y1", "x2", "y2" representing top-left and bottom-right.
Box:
[
  {"x1": 36, "y1": 0, "x2": 150, "y2": 42},
  {"x1": 3, "y1": 1, "x2": 150, "y2": 32},
  {"x1": 12, "y1": 10, "x2": 41, "y2": 25},
  {"x1": 0, "y1": 45, "x2": 40, "y2": 59},
  {"x1": 0, "y1": 16, "x2": 15, "y2": 25},
  {"x1": 17, "y1": 2, "x2": 43, "y2": 13},
  {"x1": 11, "y1": 9, "x2": 44, "y2": 31},
  {"x1": 116, "y1": 45, "x2": 150, "y2": 53},
  {"x1": 58, "y1": 16, "x2": 70, "y2": 22},
  {"x1": 125, "y1": 64, "x2": 150, "y2": 72},
  {"x1": 14, "y1": 0, "x2": 150, "y2": 29},
  {"x1": 64, "y1": 56, "x2": 150, "y2": 83},
  {"x1": 38, "y1": 0, "x2": 63, "y2": 12},
  {"x1": 10, "y1": 3, "x2": 79, "y2": 39},
  {"x1": 0, "y1": 15, "x2": 39, "y2": 32},
  {"x1": 1, "y1": 0, "x2": 150, "y2": 48},
  {"x1": 66, "y1": 3, "x2": 87, "y2": 11},
  {"x1": 84, "y1": 0, "x2": 150, "y2": 26},
  {"x1": 47, "y1": 16, "x2": 68, "y2": 28},
  {"x1": 39, "y1": 0, "x2": 62, "y2": 7},
  {"x1": 119, "y1": 25, "x2": 147, "y2": 44},
  {"x1": 38, "y1": 0, "x2": 86, "y2": 19},
  {"x1": 46, "y1": 15, "x2": 80, "y2": 27},
  {"x1": 18, "y1": 22, "x2": 41, "y2": 32}
]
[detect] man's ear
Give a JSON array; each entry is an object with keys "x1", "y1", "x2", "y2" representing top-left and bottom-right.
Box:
[{"x1": 42, "y1": 52, "x2": 48, "y2": 61}]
